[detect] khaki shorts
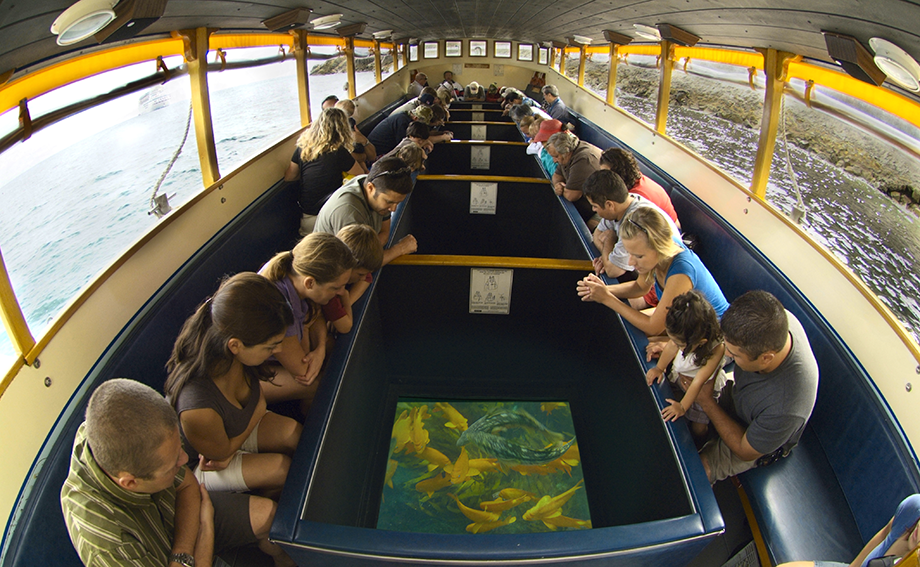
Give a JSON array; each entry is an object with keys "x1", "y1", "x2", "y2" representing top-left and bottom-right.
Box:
[
  {"x1": 299, "y1": 213, "x2": 317, "y2": 236},
  {"x1": 194, "y1": 419, "x2": 261, "y2": 493},
  {"x1": 699, "y1": 437, "x2": 757, "y2": 484}
]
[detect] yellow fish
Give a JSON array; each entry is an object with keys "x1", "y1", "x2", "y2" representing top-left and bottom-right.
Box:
[
  {"x1": 522, "y1": 480, "x2": 584, "y2": 521},
  {"x1": 498, "y1": 488, "x2": 536, "y2": 500},
  {"x1": 450, "y1": 447, "x2": 470, "y2": 484},
  {"x1": 435, "y1": 402, "x2": 468, "y2": 431},
  {"x1": 408, "y1": 406, "x2": 431, "y2": 453},
  {"x1": 541, "y1": 515, "x2": 592, "y2": 530},
  {"x1": 559, "y1": 443, "x2": 580, "y2": 466},
  {"x1": 417, "y1": 446, "x2": 451, "y2": 471},
  {"x1": 415, "y1": 473, "x2": 452, "y2": 497},
  {"x1": 384, "y1": 459, "x2": 398, "y2": 488},
  {"x1": 448, "y1": 493, "x2": 500, "y2": 523},
  {"x1": 392, "y1": 410, "x2": 411, "y2": 452},
  {"x1": 466, "y1": 516, "x2": 516, "y2": 534},
  {"x1": 467, "y1": 458, "x2": 501, "y2": 474},
  {"x1": 478, "y1": 494, "x2": 531, "y2": 513},
  {"x1": 541, "y1": 402, "x2": 567, "y2": 414},
  {"x1": 510, "y1": 462, "x2": 565, "y2": 476}
]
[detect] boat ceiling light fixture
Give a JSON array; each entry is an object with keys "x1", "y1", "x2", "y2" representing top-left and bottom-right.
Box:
[
  {"x1": 869, "y1": 37, "x2": 920, "y2": 92},
  {"x1": 51, "y1": 0, "x2": 118, "y2": 46},
  {"x1": 633, "y1": 24, "x2": 661, "y2": 42},
  {"x1": 572, "y1": 35, "x2": 593, "y2": 45},
  {"x1": 372, "y1": 30, "x2": 393, "y2": 40},
  {"x1": 310, "y1": 13, "x2": 342, "y2": 30}
]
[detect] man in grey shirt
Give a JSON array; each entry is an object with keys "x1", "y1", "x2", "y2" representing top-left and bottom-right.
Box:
[
  {"x1": 314, "y1": 156, "x2": 417, "y2": 265},
  {"x1": 696, "y1": 290, "x2": 819, "y2": 483}
]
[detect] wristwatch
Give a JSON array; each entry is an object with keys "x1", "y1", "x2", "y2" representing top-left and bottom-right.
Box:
[{"x1": 169, "y1": 552, "x2": 195, "y2": 567}]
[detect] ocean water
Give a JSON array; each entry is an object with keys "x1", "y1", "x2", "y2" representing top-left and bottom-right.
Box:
[
  {"x1": 0, "y1": 67, "x2": 377, "y2": 362},
  {"x1": 379, "y1": 400, "x2": 589, "y2": 535}
]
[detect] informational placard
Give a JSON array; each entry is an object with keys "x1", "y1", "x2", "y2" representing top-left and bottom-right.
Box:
[
  {"x1": 472, "y1": 112, "x2": 485, "y2": 121},
  {"x1": 471, "y1": 145, "x2": 490, "y2": 170},
  {"x1": 470, "y1": 125, "x2": 487, "y2": 140},
  {"x1": 470, "y1": 181, "x2": 497, "y2": 214},
  {"x1": 471, "y1": 103, "x2": 483, "y2": 109},
  {"x1": 493, "y1": 64, "x2": 504, "y2": 76},
  {"x1": 470, "y1": 268, "x2": 513, "y2": 314}
]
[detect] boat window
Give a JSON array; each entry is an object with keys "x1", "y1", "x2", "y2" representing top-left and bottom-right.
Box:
[
  {"x1": 209, "y1": 47, "x2": 300, "y2": 173},
  {"x1": 382, "y1": 46, "x2": 395, "y2": 80},
  {"x1": 582, "y1": 52, "x2": 610, "y2": 100},
  {"x1": 0, "y1": 74, "x2": 202, "y2": 348},
  {"x1": 0, "y1": 106, "x2": 16, "y2": 139},
  {"x1": 663, "y1": 58, "x2": 763, "y2": 186},
  {"x1": 353, "y1": 46, "x2": 377, "y2": 95},
  {"x1": 308, "y1": 45, "x2": 349, "y2": 114},
  {"x1": 768, "y1": 81, "x2": 920, "y2": 343},
  {"x1": 614, "y1": 53, "x2": 659, "y2": 127}
]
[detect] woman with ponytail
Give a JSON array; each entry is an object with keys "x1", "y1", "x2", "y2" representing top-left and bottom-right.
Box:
[
  {"x1": 164, "y1": 272, "x2": 301, "y2": 566},
  {"x1": 259, "y1": 232, "x2": 357, "y2": 404}
]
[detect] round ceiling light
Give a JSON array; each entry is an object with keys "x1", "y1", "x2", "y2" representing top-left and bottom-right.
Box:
[
  {"x1": 311, "y1": 13, "x2": 342, "y2": 30},
  {"x1": 869, "y1": 37, "x2": 920, "y2": 92},
  {"x1": 51, "y1": 0, "x2": 118, "y2": 46},
  {"x1": 633, "y1": 24, "x2": 661, "y2": 42}
]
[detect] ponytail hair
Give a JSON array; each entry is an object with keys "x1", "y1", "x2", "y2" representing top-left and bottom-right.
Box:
[
  {"x1": 262, "y1": 232, "x2": 357, "y2": 285},
  {"x1": 165, "y1": 272, "x2": 293, "y2": 406}
]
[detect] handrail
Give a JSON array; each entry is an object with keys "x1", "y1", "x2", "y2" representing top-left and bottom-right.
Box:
[
  {"x1": 388, "y1": 255, "x2": 593, "y2": 271},
  {"x1": 446, "y1": 140, "x2": 527, "y2": 146},
  {"x1": 445, "y1": 121, "x2": 514, "y2": 125},
  {"x1": 416, "y1": 174, "x2": 550, "y2": 183}
]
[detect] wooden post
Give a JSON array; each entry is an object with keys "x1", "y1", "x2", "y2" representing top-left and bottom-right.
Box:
[
  {"x1": 607, "y1": 43, "x2": 619, "y2": 106},
  {"x1": 0, "y1": 248, "x2": 34, "y2": 362},
  {"x1": 750, "y1": 48, "x2": 796, "y2": 199},
  {"x1": 373, "y1": 39, "x2": 382, "y2": 84},
  {"x1": 577, "y1": 45, "x2": 587, "y2": 87},
  {"x1": 292, "y1": 29, "x2": 312, "y2": 126},
  {"x1": 654, "y1": 40, "x2": 674, "y2": 135},
  {"x1": 344, "y1": 36, "x2": 357, "y2": 99},
  {"x1": 175, "y1": 27, "x2": 220, "y2": 185}
]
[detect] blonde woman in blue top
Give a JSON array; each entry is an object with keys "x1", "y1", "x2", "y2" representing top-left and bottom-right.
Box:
[{"x1": 577, "y1": 206, "x2": 729, "y2": 337}]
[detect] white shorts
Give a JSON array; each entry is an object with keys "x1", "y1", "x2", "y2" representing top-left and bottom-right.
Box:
[{"x1": 194, "y1": 419, "x2": 261, "y2": 493}]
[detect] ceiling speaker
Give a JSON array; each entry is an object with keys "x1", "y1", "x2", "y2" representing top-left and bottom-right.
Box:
[
  {"x1": 262, "y1": 8, "x2": 312, "y2": 32},
  {"x1": 822, "y1": 31, "x2": 886, "y2": 86},
  {"x1": 657, "y1": 23, "x2": 700, "y2": 47},
  {"x1": 94, "y1": 0, "x2": 167, "y2": 44}
]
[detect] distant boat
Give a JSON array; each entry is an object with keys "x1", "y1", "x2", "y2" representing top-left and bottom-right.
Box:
[{"x1": 138, "y1": 86, "x2": 169, "y2": 114}]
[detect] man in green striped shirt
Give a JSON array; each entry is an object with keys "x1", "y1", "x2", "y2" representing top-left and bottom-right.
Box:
[{"x1": 61, "y1": 379, "x2": 218, "y2": 567}]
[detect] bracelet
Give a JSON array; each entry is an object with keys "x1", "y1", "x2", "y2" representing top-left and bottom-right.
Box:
[{"x1": 170, "y1": 552, "x2": 195, "y2": 567}]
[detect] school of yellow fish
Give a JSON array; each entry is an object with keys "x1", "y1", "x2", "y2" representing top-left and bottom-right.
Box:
[{"x1": 385, "y1": 402, "x2": 591, "y2": 534}]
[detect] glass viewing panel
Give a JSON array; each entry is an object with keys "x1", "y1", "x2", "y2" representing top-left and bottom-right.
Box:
[
  {"x1": 378, "y1": 399, "x2": 589, "y2": 535},
  {"x1": 0, "y1": 73, "x2": 201, "y2": 351},
  {"x1": 615, "y1": 53, "x2": 658, "y2": 126},
  {"x1": 209, "y1": 47, "x2": 300, "y2": 173},
  {"x1": 0, "y1": 326, "x2": 14, "y2": 369},
  {"x1": 582, "y1": 52, "x2": 610, "y2": 100}
]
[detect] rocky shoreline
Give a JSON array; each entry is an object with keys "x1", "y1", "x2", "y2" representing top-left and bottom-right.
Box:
[{"x1": 577, "y1": 58, "x2": 920, "y2": 215}]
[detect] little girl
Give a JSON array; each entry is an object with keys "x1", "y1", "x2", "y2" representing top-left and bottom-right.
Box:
[
  {"x1": 645, "y1": 289, "x2": 728, "y2": 439},
  {"x1": 259, "y1": 232, "x2": 357, "y2": 405}
]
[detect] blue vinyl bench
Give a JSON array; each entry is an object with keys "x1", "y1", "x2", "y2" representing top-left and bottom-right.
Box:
[
  {"x1": 1, "y1": 179, "x2": 302, "y2": 567},
  {"x1": 571, "y1": 111, "x2": 920, "y2": 565}
]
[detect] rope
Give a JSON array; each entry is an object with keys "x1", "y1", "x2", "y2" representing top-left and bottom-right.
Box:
[
  {"x1": 780, "y1": 88, "x2": 806, "y2": 214},
  {"x1": 149, "y1": 100, "x2": 193, "y2": 211}
]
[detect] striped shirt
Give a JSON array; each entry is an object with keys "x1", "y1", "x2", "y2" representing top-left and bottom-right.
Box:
[{"x1": 61, "y1": 422, "x2": 184, "y2": 567}]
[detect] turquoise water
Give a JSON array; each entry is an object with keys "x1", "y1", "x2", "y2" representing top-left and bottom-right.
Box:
[{"x1": 377, "y1": 400, "x2": 590, "y2": 535}]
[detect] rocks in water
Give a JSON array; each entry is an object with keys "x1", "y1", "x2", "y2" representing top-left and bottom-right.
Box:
[{"x1": 310, "y1": 53, "x2": 394, "y2": 76}]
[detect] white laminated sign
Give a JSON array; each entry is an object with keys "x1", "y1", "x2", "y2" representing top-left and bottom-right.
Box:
[
  {"x1": 470, "y1": 182, "x2": 497, "y2": 214},
  {"x1": 471, "y1": 145, "x2": 490, "y2": 169},
  {"x1": 470, "y1": 268, "x2": 513, "y2": 314}
]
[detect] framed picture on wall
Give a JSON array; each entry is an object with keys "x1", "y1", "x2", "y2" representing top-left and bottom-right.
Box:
[
  {"x1": 423, "y1": 41, "x2": 439, "y2": 58},
  {"x1": 445, "y1": 40, "x2": 462, "y2": 57},
  {"x1": 517, "y1": 43, "x2": 534, "y2": 61},
  {"x1": 494, "y1": 41, "x2": 512, "y2": 58},
  {"x1": 469, "y1": 40, "x2": 487, "y2": 57},
  {"x1": 409, "y1": 44, "x2": 419, "y2": 61},
  {"x1": 538, "y1": 47, "x2": 549, "y2": 65}
]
